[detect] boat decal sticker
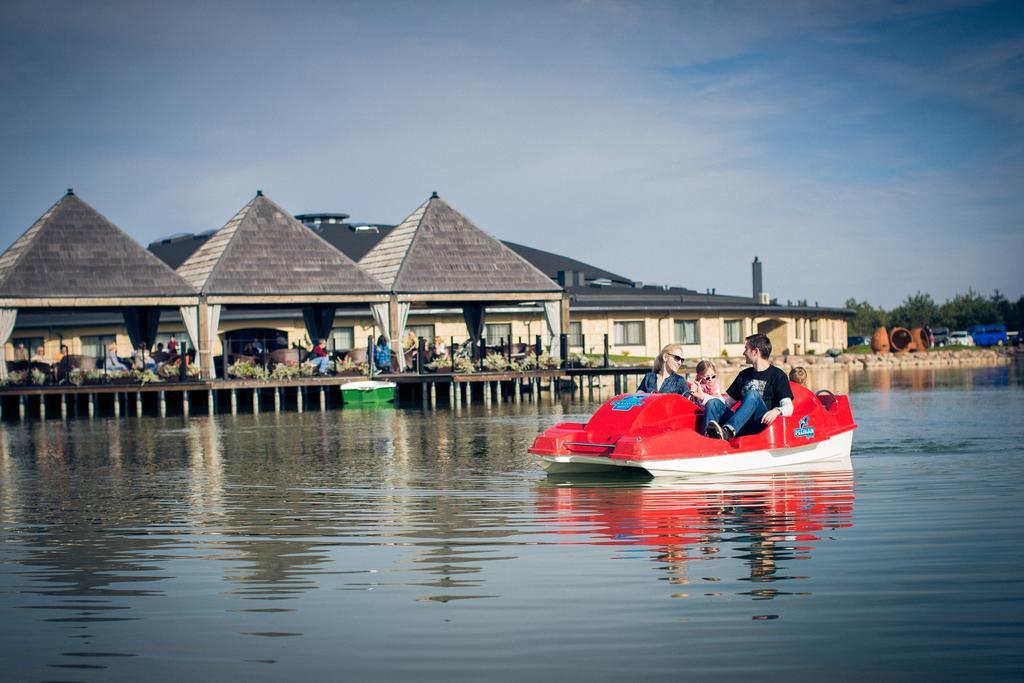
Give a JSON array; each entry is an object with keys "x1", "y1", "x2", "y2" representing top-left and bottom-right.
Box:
[
  {"x1": 611, "y1": 394, "x2": 650, "y2": 411},
  {"x1": 794, "y1": 415, "x2": 815, "y2": 439}
]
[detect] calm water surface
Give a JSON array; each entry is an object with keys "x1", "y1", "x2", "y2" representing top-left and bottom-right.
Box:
[{"x1": 1, "y1": 362, "x2": 1022, "y2": 681}]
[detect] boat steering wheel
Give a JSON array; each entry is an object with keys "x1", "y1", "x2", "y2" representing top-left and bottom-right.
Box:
[{"x1": 815, "y1": 389, "x2": 835, "y2": 398}]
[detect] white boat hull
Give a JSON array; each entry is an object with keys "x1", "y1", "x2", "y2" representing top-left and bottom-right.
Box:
[{"x1": 536, "y1": 429, "x2": 854, "y2": 477}]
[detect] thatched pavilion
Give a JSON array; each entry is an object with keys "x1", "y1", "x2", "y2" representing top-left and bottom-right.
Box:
[
  {"x1": 358, "y1": 193, "x2": 566, "y2": 367},
  {"x1": 176, "y1": 191, "x2": 388, "y2": 377},
  {"x1": 0, "y1": 190, "x2": 198, "y2": 381}
]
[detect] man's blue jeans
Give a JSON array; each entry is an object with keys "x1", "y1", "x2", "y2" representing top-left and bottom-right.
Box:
[
  {"x1": 311, "y1": 355, "x2": 331, "y2": 375},
  {"x1": 700, "y1": 390, "x2": 769, "y2": 437}
]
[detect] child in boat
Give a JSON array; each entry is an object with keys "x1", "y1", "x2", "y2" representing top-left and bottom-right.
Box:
[
  {"x1": 636, "y1": 343, "x2": 691, "y2": 396},
  {"x1": 689, "y1": 359, "x2": 727, "y2": 405},
  {"x1": 788, "y1": 366, "x2": 808, "y2": 387}
]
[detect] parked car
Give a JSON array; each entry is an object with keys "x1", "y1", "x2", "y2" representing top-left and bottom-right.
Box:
[
  {"x1": 968, "y1": 324, "x2": 1008, "y2": 347},
  {"x1": 846, "y1": 335, "x2": 870, "y2": 348},
  {"x1": 948, "y1": 330, "x2": 974, "y2": 346},
  {"x1": 930, "y1": 327, "x2": 950, "y2": 346}
]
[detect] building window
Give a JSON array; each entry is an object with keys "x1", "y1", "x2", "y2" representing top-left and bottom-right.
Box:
[
  {"x1": 81, "y1": 335, "x2": 117, "y2": 359},
  {"x1": 12, "y1": 336, "x2": 44, "y2": 358},
  {"x1": 484, "y1": 323, "x2": 512, "y2": 346},
  {"x1": 568, "y1": 322, "x2": 583, "y2": 348},
  {"x1": 724, "y1": 319, "x2": 742, "y2": 344},
  {"x1": 329, "y1": 326, "x2": 355, "y2": 351},
  {"x1": 614, "y1": 321, "x2": 645, "y2": 346},
  {"x1": 674, "y1": 319, "x2": 699, "y2": 345},
  {"x1": 407, "y1": 324, "x2": 435, "y2": 345},
  {"x1": 810, "y1": 319, "x2": 819, "y2": 343}
]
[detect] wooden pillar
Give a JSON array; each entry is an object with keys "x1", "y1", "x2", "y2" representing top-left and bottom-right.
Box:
[
  {"x1": 252, "y1": 388, "x2": 259, "y2": 414},
  {"x1": 39, "y1": 396, "x2": 46, "y2": 420},
  {"x1": 88, "y1": 394, "x2": 95, "y2": 418},
  {"x1": 514, "y1": 378, "x2": 522, "y2": 403},
  {"x1": 429, "y1": 382, "x2": 437, "y2": 409},
  {"x1": 18, "y1": 395, "x2": 25, "y2": 420},
  {"x1": 484, "y1": 381, "x2": 492, "y2": 407},
  {"x1": 453, "y1": 381, "x2": 461, "y2": 411},
  {"x1": 274, "y1": 387, "x2": 281, "y2": 412},
  {"x1": 60, "y1": 395, "x2": 68, "y2": 420},
  {"x1": 388, "y1": 294, "x2": 401, "y2": 370},
  {"x1": 183, "y1": 391, "x2": 190, "y2": 418},
  {"x1": 207, "y1": 390, "x2": 215, "y2": 416},
  {"x1": 113, "y1": 392, "x2": 120, "y2": 417},
  {"x1": 297, "y1": 386, "x2": 304, "y2": 412},
  {"x1": 319, "y1": 387, "x2": 326, "y2": 411},
  {"x1": 136, "y1": 392, "x2": 142, "y2": 416},
  {"x1": 197, "y1": 300, "x2": 215, "y2": 381},
  {"x1": 230, "y1": 388, "x2": 237, "y2": 415},
  {"x1": 159, "y1": 391, "x2": 167, "y2": 417}
]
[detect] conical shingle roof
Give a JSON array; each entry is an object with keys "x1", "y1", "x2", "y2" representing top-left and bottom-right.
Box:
[
  {"x1": 359, "y1": 194, "x2": 560, "y2": 294},
  {"x1": 177, "y1": 193, "x2": 386, "y2": 296},
  {"x1": 0, "y1": 192, "x2": 196, "y2": 298}
]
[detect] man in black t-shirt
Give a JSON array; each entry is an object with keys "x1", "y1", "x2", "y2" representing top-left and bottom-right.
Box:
[{"x1": 703, "y1": 333, "x2": 794, "y2": 439}]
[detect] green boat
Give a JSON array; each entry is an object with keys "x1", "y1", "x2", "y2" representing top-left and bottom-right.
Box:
[{"x1": 340, "y1": 380, "x2": 397, "y2": 405}]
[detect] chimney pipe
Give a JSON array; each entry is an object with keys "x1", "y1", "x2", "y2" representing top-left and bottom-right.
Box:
[{"x1": 752, "y1": 256, "x2": 763, "y2": 302}]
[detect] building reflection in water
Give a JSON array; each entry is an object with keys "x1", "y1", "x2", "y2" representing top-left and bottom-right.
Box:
[{"x1": 534, "y1": 457, "x2": 855, "y2": 603}]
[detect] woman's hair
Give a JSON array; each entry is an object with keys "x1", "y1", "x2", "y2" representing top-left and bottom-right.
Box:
[
  {"x1": 376, "y1": 335, "x2": 388, "y2": 346},
  {"x1": 652, "y1": 343, "x2": 686, "y2": 374},
  {"x1": 695, "y1": 359, "x2": 717, "y2": 378}
]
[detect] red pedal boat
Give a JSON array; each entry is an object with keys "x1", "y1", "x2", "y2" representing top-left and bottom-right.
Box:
[{"x1": 530, "y1": 384, "x2": 857, "y2": 476}]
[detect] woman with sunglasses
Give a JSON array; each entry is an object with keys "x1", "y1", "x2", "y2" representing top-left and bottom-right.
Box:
[{"x1": 636, "y1": 344, "x2": 692, "y2": 396}]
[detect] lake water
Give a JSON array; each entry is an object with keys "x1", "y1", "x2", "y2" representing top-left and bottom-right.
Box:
[{"x1": 1, "y1": 361, "x2": 1022, "y2": 681}]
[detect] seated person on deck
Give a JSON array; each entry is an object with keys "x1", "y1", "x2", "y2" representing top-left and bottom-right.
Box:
[
  {"x1": 636, "y1": 344, "x2": 692, "y2": 397},
  {"x1": 702, "y1": 333, "x2": 794, "y2": 440}
]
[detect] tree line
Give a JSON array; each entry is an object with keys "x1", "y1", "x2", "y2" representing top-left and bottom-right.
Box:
[{"x1": 845, "y1": 290, "x2": 1024, "y2": 335}]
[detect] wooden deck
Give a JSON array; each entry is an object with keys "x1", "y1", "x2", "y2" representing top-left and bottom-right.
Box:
[{"x1": 0, "y1": 366, "x2": 651, "y2": 420}]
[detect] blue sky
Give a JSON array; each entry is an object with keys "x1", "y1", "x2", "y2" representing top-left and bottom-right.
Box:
[{"x1": 1, "y1": 0, "x2": 1021, "y2": 308}]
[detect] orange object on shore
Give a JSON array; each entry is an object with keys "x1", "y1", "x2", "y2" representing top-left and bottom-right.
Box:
[
  {"x1": 890, "y1": 327, "x2": 915, "y2": 352},
  {"x1": 871, "y1": 327, "x2": 890, "y2": 353}
]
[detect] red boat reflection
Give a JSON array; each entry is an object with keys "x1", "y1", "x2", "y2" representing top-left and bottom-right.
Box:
[{"x1": 535, "y1": 458, "x2": 855, "y2": 594}]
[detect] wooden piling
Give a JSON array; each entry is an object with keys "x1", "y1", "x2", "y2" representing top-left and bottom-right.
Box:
[
  {"x1": 230, "y1": 389, "x2": 237, "y2": 415},
  {"x1": 159, "y1": 391, "x2": 167, "y2": 417},
  {"x1": 252, "y1": 388, "x2": 259, "y2": 414}
]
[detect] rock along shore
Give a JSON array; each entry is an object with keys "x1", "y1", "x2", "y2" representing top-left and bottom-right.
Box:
[{"x1": 771, "y1": 347, "x2": 1019, "y2": 371}]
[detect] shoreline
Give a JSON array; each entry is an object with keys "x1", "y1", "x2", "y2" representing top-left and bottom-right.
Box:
[{"x1": 775, "y1": 347, "x2": 1019, "y2": 371}]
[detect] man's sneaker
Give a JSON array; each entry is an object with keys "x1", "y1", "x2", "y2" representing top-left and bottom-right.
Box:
[
  {"x1": 722, "y1": 424, "x2": 736, "y2": 440},
  {"x1": 705, "y1": 421, "x2": 725, "y2": 440}
]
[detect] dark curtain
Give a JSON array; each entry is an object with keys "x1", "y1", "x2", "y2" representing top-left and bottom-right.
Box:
[
  {"x1": 462, "y1": 304, "x2": 485, "y2": 345},
  {"x1": 302, "y1": 305, "x2": 337, "y2": 343},
  {"x1": 123, "y1": 308, "x2": 161, "y2": 349}
]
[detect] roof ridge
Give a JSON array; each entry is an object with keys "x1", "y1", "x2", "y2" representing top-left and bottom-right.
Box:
[
  {"x1": 358, "y1": 197, "x2": 429, "y2": 289},
  {"x1": 391, "y1": 196, "x2": 432, "y2": 290},
  {"x1": 203, "y1": 197, "x2": 258, "y2": 294},
  {"x1": 0, "y1": 195, "x2": 63, "y2": 289}
]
